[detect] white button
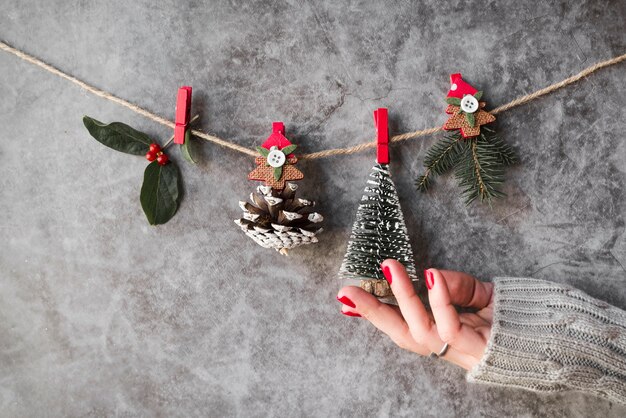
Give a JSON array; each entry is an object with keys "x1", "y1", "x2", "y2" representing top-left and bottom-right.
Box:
[
  {"x1": 267, "y1": 150, "x2": 286, "y2": 167},
  {"x1": 450, "y1": 83, "x2": 457, "y2": 91},
  {"x1": 460, "y1": 95, "x2": 479, "y2": 113}
]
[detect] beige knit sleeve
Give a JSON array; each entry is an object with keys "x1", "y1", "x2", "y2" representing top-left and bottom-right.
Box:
[{"x1": 467, "y1": 277, "x2": 626, "y2": 404}]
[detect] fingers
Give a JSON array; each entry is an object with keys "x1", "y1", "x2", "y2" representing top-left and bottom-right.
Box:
[
  {"x1": 337, "y1": 286, "x2": 428, "y2": 355},
  {"x1": 425, "y1": 269, "x2": 487, "y2": 359},
  {"x1": 336, "y1": 283, "x2": 478, "y2": 370},
  {"x1": 437, "y1": 270, "x2": 493, "y2": 309},
  {"x1": 380, "y1": 259, "x2": 439, "y2": 352}
]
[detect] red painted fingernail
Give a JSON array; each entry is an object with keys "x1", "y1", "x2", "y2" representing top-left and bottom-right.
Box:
[
  {"x1": 336, "y1": 295, "x2": 356, "y2": 308},
  {"x1": 424, "y1": 269, "x2": 434, "y2": 290},
  {"x1": 342, "y1": 311, "x2": 362, "y2": 317},
  {"x1": 382, "y1": 265, "x2": 392, "y2": 284}
]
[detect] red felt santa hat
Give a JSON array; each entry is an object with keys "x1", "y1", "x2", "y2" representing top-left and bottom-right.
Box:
[{"x1": 446, "y1": 73, "x2": 478, "y2": 99}]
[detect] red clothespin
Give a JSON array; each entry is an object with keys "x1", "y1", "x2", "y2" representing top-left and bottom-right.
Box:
[
  {"x1": 261, "y1": 121, "x2": 292, "y2": 152},
  {"x1": 271, "y1": 122, "x2": 290, "y2": 150},
  {"x1": 174, "y1": 86, "x2": 192, "y2": 144},
  {"x1": 272, "y1": 122, "x2": 285, "y2": 135},
  {"x1": 374, "y1": 108, "x2": 389, "y2": 164}
]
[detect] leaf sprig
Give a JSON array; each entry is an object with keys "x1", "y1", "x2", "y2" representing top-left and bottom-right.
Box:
[{"x1": 83, "y1": 116, "x2": 199, "y2": 225}]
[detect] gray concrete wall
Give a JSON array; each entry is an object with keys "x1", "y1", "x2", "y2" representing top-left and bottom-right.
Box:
[{"x1": 1, "y1": 1, "x2": 625, "y2": 416}]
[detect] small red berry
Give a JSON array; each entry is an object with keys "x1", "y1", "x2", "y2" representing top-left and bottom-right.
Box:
[
  {"x1": 146, "y1": 151, "x2": 157, "y2": 161},
  {"x1": 157, "y1": 153, "x2": 169, "y2": 166},
  {"x1": 149, "y1": 143, "x2": 161, "y2": 153}
]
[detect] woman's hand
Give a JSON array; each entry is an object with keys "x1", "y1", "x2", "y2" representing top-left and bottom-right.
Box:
[{"x1": 336, "y1": 259, "x2": 494, "y2": 371}]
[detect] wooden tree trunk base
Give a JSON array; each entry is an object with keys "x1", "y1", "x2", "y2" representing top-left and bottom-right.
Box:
[{"x1": 360, "y1": 279, "x2": 393, "y2": 297}]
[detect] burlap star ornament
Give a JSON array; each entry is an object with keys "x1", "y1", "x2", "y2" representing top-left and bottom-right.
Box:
[
  {"x1": 248, "y1": 150, "x2": 304, "y2": 190},
  {"x1": 442, "y1": 74, "x2": 496, "y2": 138},
  {"x1": 443, "y1": 98, "x2": 496, "y2": 138}
]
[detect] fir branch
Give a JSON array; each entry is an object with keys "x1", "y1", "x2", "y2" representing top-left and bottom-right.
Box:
[
  {"x1": 415, "y1": 174, "x2": 430, "y2": 191},
  {"x1": 416, "y1": 125, "x2": 517, "y2": 205},
  {"x1": 455, "y1": 136, "x2": 507, "y2": 205},
  {"x1": 481, "y1": 129, "x2": 517, "y2": 166},
  {"x1": 416, "y1": 131, "x2": 466, "y2": 191}
]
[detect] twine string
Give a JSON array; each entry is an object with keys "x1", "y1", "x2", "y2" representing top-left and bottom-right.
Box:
[
  {"x1": 163, "y1": 114, "x2": 200, "y2": 149},
  {"x1": 1, "y1": 40, "x2": 624, "y2": 160}
]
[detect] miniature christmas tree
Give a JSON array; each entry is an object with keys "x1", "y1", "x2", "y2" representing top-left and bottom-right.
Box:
[{"x1": 339, "y1": 109, "x2": 417, "y2": 302}]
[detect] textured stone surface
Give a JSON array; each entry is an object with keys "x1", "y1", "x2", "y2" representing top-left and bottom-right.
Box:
[{"x1": 1, "y1": 0, "x2": 625, "y2": 416}]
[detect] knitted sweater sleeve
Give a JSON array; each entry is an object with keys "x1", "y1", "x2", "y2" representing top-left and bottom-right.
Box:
[{"x1": 467, "y1": 277, "x2": 626, "y2": 404}]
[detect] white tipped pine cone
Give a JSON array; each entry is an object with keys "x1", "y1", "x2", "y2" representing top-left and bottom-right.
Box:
[{"x1": 235, "y1": 182, "x2": 322, "y2": 253}]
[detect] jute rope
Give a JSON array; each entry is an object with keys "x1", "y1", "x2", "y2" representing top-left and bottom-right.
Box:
[
  {"x1": 1, "y1": 40, "x2": 624, "y2": 160},
  {"x1": 0, "y1": 41, "x2": 258, "y2": 158}
]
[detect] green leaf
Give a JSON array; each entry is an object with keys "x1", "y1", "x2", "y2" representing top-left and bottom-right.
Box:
[
  {"x1": 83, "y1": 116, "x2": 152, "y2": 155},
  {"x1": 281, "y1": 144, "x2": 297, "y2": 155},
  {"x1": 181, "y1": 129, "x2": 196, "y2": 164},
  {"x1": 273, "y1": 166, "x2": 283, "y2": 181},
  {"x1": 474, "y1": 91, "x2": 483, "y2": 101},
  {"x1": 257, "y1": 146, "x2": 270, "y2": 157},
  {"x1": 446, "y1": 97, "x2": 461, "y2": 106},
  {"x1": 465, "y1": 112, "x2": 475, "y2": 127},
  {"x1": 140, "y1": 161, "x2": 180, "y2": 225}
]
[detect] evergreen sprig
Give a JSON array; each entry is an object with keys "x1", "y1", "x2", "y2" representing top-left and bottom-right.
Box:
[
  {"x1": 416, "y1": 127, "x2": 516, "y2": 205},
  {"x1": 482, "y1": 127, "x2": 517, "y2": 166},
  {"x1": 416, "y1": 131, "x2": 466, "y2": 191},
  {"x1": 456, "y1": 136, "x2": 505, "y2": 205}
]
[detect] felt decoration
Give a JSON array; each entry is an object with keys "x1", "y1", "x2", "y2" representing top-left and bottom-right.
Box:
[
  {"x1": 248, "y1": 151, "x2": 304, "y2": 190},
  {"x1": 417, "y1": 74, "x2": 516, "y2": 204},
  {"x1": 444, "y1": 74, "x2": 496, "y2": 138},
  {"x1": 338, "y1": 108, "x2": 417, "y2": 304},
  {"x1": 443, "y1": 99, "x2": 496, "y2": 138},
  {"x1": 235, "y1": 122, "x2": 323, "y2": 255},
  {"x1": 447, "y1": 73, "x2": 477, "y2": 98}
]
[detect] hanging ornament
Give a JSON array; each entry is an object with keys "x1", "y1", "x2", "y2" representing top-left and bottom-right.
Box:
[
  {"x1": 416, "y1": 73, "x2": 517, "y2": 205},
  {"x1": 338, "y1": 108, "x2": 418, "y2": 304},
  {"x1": 235, "y1": 122, "x2": 323, "y2": 255}
]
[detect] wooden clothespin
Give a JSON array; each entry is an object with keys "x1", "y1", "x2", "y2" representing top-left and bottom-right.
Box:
[
  {"x1": 174, "y1": 86, "x2": 192, "y2": 144},
  {"x1": 374, "y1": 108, "x2": 389, "y2": 164}
]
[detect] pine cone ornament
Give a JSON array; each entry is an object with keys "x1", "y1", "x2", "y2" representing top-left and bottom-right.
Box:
[
  {"x1": 235, "y1": 183, "x2": 323, "y2": 255},
  {"x1": 234, "y1": 122, "x2": 323, "y2": 255}
]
